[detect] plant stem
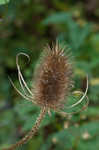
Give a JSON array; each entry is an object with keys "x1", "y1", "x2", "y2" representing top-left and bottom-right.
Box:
[{"x1": 4, "y1": 107, "x2": 47, "y2": 150}]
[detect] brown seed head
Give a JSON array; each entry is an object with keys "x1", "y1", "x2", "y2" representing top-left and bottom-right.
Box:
[
  {"x1": 33, "y1": 43, "x2": 73, "y2": 110},
  {"x1": 5, "y1": 43, "x2": 88, "y2": 150}
]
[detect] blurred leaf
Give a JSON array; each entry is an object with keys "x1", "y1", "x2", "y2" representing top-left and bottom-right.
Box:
[
  {"x1": 43, "y1": 12, "x2": 91, "y2": 50},
  {"x1": 0, "y1": 0, "x2": 10, "y2": 5},
  {"x1": 82, "y1": 106, "x2": 99, "y2": 117},
  {"x1": 42, "y1": 12, "x2": 72, "y2": 25},
  {"x1": 77, "y1": 136, "x2": 99, "y2": 150},
  {"x1": 41, "y1": 121, "x2": 99, "y2": 150},
  {"x1": 90, "y1": 78, "x2": 99, "y2": 86},
  {"x1": 62, "y1": 90, "x2": 88, "y2": 114},
  {"x1": 40, "y1": 129, "x2": 75, "y2": 150},
  {"x1": 28, "y1": 135, "x2": 43, "y2": 150}
]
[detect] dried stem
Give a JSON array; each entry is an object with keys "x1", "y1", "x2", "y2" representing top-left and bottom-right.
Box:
[{"x1": 4, "y1": 107, "x2": 47, "y2": 150}]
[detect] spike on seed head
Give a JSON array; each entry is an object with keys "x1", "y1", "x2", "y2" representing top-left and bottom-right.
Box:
[{"x1": 33, "y1": 43, "x2": 73, "y2": 110}]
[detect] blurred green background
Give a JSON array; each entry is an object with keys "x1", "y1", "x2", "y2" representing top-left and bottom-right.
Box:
[{"x1": 0, "y1": 0, "x2": 99, "y2": 150}]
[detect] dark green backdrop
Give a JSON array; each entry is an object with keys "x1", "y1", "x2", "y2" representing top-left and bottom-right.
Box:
[{"x1": 0, "y1": 0, "x2": 99, "y2": 150}]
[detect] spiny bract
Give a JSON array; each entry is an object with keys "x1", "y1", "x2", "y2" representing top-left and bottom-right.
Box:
[{"x1": 33, "y1": 43, "x2": 73, "y2": 110}]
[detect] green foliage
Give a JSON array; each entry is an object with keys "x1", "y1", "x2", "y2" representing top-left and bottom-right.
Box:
[
  {"x1": 40, "y1": 121, "x2": 99, "y2": 150},
  {"x1": 43, "y1": 12, "x2": 91, "y2": 51},
  {"x1": 0, "y1": 0, "x2": 99, "y2": 149},
  {"x1": 0, "y1": 0, "x2": 10, "y2": 5}
]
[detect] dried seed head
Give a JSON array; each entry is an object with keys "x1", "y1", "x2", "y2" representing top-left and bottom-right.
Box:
[
  {"x1": 5, "y1": 43, "x2": 88, "y2": 150},
  {"x1": 33, "y1": 43, "x2": 73, "y2": 110}
]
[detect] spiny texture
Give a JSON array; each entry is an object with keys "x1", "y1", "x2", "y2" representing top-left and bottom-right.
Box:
[{"x1": 33, "y1": 44, "x2": 73, "y2": 110}]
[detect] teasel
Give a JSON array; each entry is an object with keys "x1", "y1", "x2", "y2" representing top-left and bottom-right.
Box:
[{"x1": 4, "y1": 42, "x2": 89, "y2": 150}]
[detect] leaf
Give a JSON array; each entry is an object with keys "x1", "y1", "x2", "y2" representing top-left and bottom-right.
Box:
[
  {"x1": 22, "y1": 114, "x2": 38, "y2": 131},
  {"x1": 72, "y1": 122, "x2": 99, "y2": 150},
  {"x1": 62, "y1": 91, "x2": 88, "y2": 114},
  {"x1": 0, "y1": 0, "x2": 10, "y2": 5},
  {"x1": 40, "y1": 129, "x2": 75, "y2": 150},
  {"x1": 42, "y1": 12, "x2": 72, "y2": 25},
  {"x1": 81, "y1": 106, "x2": 99, "y2": 117},
  {"x1": 77, "y1": 136, "x2": 99, "y2": 150},
  {"x1": 43, "y1": 12, "x2": 91, "y2": 51},
  {"x1": 71, "y1": 121, "x2": 99, "y2": 137},
  {"x1": 41, "y1": 122, "x2": 99, "y2": 150},
  {"x1": 28, "y1": 135, "x2": 43, "y2": 150}
]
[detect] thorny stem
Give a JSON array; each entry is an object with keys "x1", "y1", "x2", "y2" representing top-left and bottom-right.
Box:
[{"x1": 4, "y1": 107, "x2": 47, "y2": 150}]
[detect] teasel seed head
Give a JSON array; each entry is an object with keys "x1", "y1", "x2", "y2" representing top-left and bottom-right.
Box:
[
  {"x1": 5, "y1": 42, "x2": 88, "y2": 150},
  {"x1": 33, "y1": 43, "x2": 73, "y2": 111}
]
